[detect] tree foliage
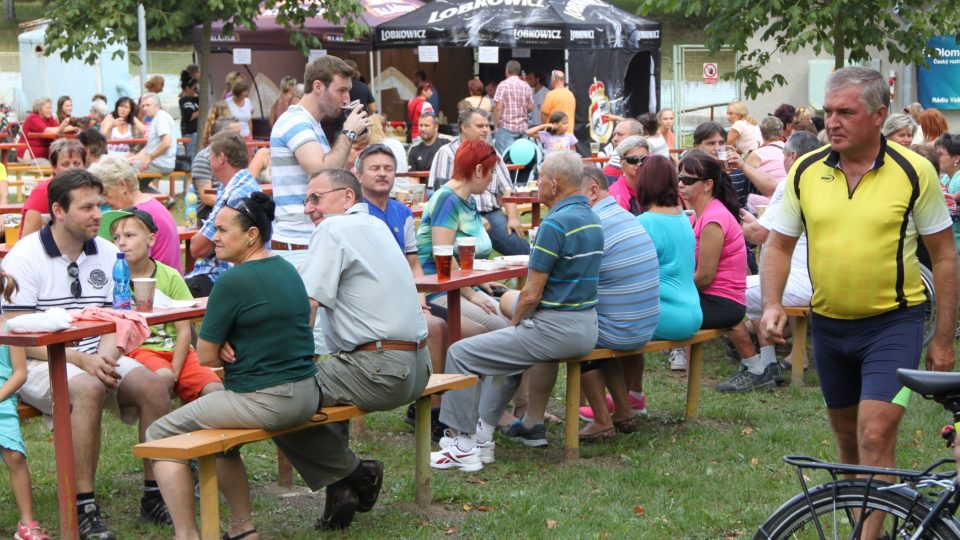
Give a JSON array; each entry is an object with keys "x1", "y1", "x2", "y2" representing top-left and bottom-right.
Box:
[
  {"x1": 43, "y1": 0, "x2": 366, "y2": 128},
  {"x1": 640, "y1": 0, "x2": 960, "y2": 99}
]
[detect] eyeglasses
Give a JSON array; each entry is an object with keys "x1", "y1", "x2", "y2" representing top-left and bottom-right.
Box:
[
  {"x1": 678, "y1": 175, "x2": 704, "y2": 186},
  {"x1": 303, "y1": 188, "x2": 346, "y2": 206},
  {"x1": 67, "y1": 262, "x2": 81, "y2": 299},
  {"x1": 624, "y1": 155, "x2": 646, "y2": 166}
]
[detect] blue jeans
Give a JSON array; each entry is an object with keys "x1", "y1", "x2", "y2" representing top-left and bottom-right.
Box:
[
  {"x1": 493, "y1": 128, "x2": 523, "y2": 156},
  {"x1": 483, "y1": 208, "x2": 530, "y2": 256}
]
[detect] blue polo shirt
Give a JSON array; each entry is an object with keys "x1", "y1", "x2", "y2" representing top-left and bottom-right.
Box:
[
  {"x1": 529, "y1": 194, "x2": 603, "y2": 310},
  {"x1": 364, "y1": 197, "x2": 417, "y2": 254},
  {"x1": 592, "y1": 196, "x2": 660, "y2": 349}
]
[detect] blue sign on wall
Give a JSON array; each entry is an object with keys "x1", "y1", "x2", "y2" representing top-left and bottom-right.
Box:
[{"x1": 917, "y1": 36, "x2": 960, "y2": 109}]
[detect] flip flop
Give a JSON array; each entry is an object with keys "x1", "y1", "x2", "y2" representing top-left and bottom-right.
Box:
[
  {"x1": 613, "y1": 415, "x2": 640, "y2": 434},
  {"x1": 578, "y1": 427, "x2": 615, "y2": 443},
  {"x1": 221, "y1": 528, "x2": 258, "y2": 540}
]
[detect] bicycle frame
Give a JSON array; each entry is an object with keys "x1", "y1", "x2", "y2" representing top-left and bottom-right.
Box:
[{"x1": 782, "y1": 455, "x2": 960, "y2": 539}]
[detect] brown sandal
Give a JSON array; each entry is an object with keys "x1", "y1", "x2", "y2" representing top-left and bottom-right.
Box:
[
  {"x1": 613, "y1": 415, "x2": 640, "y2": 434},
  {"x1": 579, "y1": 427, "x2": 616, "y2": 443}
]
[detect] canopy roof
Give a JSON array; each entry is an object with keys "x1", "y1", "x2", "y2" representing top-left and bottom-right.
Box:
[
  {"x1": 201, "y1": 0, "x2": 424, "y2": 52},
  {"x1": 374, "y1": 0, "x2": 660, "y2": 50}
]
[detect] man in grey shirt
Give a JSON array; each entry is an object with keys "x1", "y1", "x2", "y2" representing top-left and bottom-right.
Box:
[
  {"x1": 296, "y1": 168, "x2": 432, "y2": 530},
  {"x1": 128, "y1": 93, "x2": 180, "y2": 191}
]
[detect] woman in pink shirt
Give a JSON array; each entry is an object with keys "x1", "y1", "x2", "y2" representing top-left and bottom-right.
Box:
[
  {"x1": 677, "y1": 151, "x2": 747, "y2": 329},
  {"x1": 607, "y1": 135, "x2": 649, "y2": 215}
]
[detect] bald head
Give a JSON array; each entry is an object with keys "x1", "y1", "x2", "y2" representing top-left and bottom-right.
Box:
[{"x1": 613, "y1": 119, "x2": 642, "y2": 147}]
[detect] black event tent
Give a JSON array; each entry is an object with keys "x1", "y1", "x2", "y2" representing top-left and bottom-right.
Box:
[{"x1": 374, "y1": 0, "x2": 662, "y2": 139}]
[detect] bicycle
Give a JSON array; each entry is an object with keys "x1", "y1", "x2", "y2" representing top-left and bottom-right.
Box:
[{"x1": 755, "y1": 368, "x2": 960, "y2": 539}]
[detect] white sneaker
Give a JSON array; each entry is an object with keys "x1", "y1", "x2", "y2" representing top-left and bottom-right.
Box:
[
  {"x1": 430, "y1": 443, "x2": 484, "y2": 472},
  {"x1": 668, "y1": 348, "x2": 687, "y2": 371},
  {"x1": 439, "y1": 429, "x2": 495, "y2": 463}
]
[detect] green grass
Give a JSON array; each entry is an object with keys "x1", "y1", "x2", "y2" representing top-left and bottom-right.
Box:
[
  {"x1": 0, "y1": 2, "x2": 44, "y2": 51},
  {"x1": 0, "y1": 340, "x2": 955, "y2": 538}
]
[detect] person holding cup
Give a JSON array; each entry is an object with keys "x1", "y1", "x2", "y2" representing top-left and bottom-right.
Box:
[
  {"x1": 99, "y1": 207, "x2": 224, "y2": 404},
  {"x1": 416, "y1": 139, "x2": 509, "y2": 333}
]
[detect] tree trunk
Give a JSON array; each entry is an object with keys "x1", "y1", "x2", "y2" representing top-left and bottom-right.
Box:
[
  {"x1": 198, "y1": 20, "x2": 212, "y2": 146},
  {"x1": 833, "y1": 11, "x2": 844, "y2": 70},
  {"x1": 4, "y1": 0, "x2": 15, "y2": 23}
]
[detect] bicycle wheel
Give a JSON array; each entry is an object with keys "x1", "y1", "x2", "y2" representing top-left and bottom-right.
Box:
[
  {"x1": 754, "y1": 479, "x2": 960, "y2": 539},
  {"x1": 920, "y1": 262, "x2": 937, "y2": 347}
]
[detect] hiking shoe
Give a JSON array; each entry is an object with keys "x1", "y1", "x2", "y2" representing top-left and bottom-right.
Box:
[
  {"x1": 502, "y1": 420, "x2": 548, "y2": 448},
  {"x1": 578, "y1": 393, "x2": 647, "y2": 421},
  {"x1": 439, "y1": 429, "x2": 495, "y2": 463},
  {"x1": 139, "y1": 495, "x2": 173, "y2": 525},
  {"x1": 430, "y1": 441, "x2": 484, "y2": 472},
  {"x1": 15, "y1": 521, "x2": 51, "y2": 540},
  {"x1": 668, "y1": 348, "x2": 687, "y2": 371},
  {"x1": 77, "y1": 502, "x2": 117, "y2": 540},
  {"x1": 770, "y1": 362, "x2": 788, "y2": 386},
  {"x1": 716, "y1": 364, "x2": 777, "y2": 393}
]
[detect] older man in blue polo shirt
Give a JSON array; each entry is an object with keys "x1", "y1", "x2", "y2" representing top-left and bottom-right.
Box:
[{"x1": 430, "y1": 151, "x2": 603, "y2": 471}]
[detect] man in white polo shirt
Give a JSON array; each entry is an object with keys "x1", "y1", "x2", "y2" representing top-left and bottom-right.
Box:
[{"x1": 2, "y1": 169, "x2": 172, "y2": 539}]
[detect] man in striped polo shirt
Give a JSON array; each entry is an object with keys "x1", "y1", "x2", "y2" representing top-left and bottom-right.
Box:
[
  {"x1": 576, "y1": 166, "x2": 660, "y2": 440},
  {"x1": 431, "y1": 151, "x2": 603, "y2": 471}
]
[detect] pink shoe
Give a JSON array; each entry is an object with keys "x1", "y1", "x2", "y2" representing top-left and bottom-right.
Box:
[
  {"x1": 15, "y1": 521, "x2": 51, "y2": 540},
  {"x1": 578, "y1": 393, "x2": 648, "y2": 421}
]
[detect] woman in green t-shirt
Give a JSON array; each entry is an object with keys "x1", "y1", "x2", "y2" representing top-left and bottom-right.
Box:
[{"x1": 146, "y1": 192, "x2": 319, "y2": 540}]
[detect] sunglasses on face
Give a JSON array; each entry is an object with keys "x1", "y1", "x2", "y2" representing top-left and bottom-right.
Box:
[
  {"x1": 678, "y1": 175, "x2": 704, "y2": 186},
  {"x1": 303, "y1": 188, "x2": 346, "y2": 206},
  {"x1": 624, "y1": 155, "x2": 645, "y2": 166},
  {"x1": 67, "y1": 262, "x2": 81, "y2": 299}
]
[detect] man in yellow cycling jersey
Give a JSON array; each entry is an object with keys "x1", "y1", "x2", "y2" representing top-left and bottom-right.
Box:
[{"x1": 761, "y1": 67, "x2": 958, "y2": 499}]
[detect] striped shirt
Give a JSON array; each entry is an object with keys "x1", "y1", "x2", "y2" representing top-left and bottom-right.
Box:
[
  {"x1": 428, "y1": 137, "x2": 512, "y2": 212},
  {"x1": 2, "y1": 228, "x2": 117, "y2": 354},
  {"x1": 494, "y1": 75, "x2": 533, "y2": 133},
  {"x1": 186, "y1": 169, "x2": 261, "y2": 282},
  {"x1": 529, "y1": 194, "x2": 603, "y2": 310},
  {"x1": 592, "y1": 197, "x2": 660, "y2": 349},
  {"x1": 270, "y1": 105, "x2": 330, "y2": 244}
]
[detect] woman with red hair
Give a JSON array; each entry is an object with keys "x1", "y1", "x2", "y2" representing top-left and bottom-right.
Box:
[
  {"x1": 416, "y1": 139, "x2": 508, "y2": 333},
  {"x1": 408, "y1": 81, "x2": 435, "y2": 140},
  {"x1": 919, "y1": 109, "x2": 949, "y2": 145}
]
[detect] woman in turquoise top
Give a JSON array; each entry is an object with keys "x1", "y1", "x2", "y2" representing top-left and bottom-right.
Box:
[
  {"x1": 416, "y1": 139, "x2": 507, "y2": 334},
  {"x1": 637, "y1": 156, "x2": 702, "y2": 341},
  {"x1": 935, "y1": 134, "x2": 960, "y2": 248}
]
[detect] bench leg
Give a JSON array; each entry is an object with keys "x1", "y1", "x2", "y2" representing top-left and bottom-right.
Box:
[
  {"x1": 197, "y1": 455, "x2": 220, "y2": 540},
  {"x1": 685, "y1": 343, "x2": 704, "y2": 421},
  {"x1": 564, "y1": 362, "x2": 580, "y2": 460},
  {"x1": 414, "y1": 396, "x2": 431, "y2": 507},
  {"x1": 790, "y1": 316, "x2": 808, "y2": 387},
  {"x1": 277, "y1": 448, "x2": 293, "y2": 489}
]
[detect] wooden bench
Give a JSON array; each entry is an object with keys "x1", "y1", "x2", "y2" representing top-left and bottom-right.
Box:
[
  {"x1": 17, "y1": 400, "x2": 41, "y2": 420},
  {"x1": 561, "y1": 328, "x2": 731, "y2": 459},
  {"x1": 134, "y1": 373, "x2": 477, "y2": 540},
  {"x1": 784, "y1": 306, "x2": 811, "y2": 386}
]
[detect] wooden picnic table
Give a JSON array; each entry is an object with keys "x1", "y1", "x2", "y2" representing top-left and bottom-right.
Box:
[
  {"x1": 414, "y1": 265, "x2": 527, "y2": 343},
  {"x1": 0, "y1": 300, "x2": 208, "y2": 539},
  {"x1": 0, "y1": 143, "x2": 27, "y2": 165},
  {"x1": 501, "y1": 192, "x2": 543, "y2": 226},
  {"x1": 247, "y1": 140, "x2": 270, "y2": 148},
  {"x1": 31, "y1": 133, "x2": 191, "y2": 145},
  {"x1": 582, "y1": 156, "x2": 610, "y2": 164},
  {"x1": 0, "y1": 202, "x2": 22, "y2": 215},
  {"x1": 179, "y1": 227, "x2": 199, "y2": 273}
]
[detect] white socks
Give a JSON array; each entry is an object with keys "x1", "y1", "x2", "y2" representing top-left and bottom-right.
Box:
[
  {"x1": 455, "y1": 433, "x2": 477, "y2": 452},
  {"x1": 759, "y1": 345, "x2": 777, "y2": 367},
  {"x1": 476, "y1": 420, "x2": 495, "y2": 444},
  {"x1": 742, "y1": 354, "x2": 765, "y2": 375}
]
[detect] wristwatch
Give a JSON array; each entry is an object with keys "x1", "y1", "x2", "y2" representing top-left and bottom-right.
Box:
[{"x1": 341, "y1": 129, "x2": 358, "y2": 143}]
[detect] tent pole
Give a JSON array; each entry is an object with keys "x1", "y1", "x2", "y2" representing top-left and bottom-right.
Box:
[
  {"x1": 376, "y1": 50, "x2": 382, "y2": 107},
  {"x1": 564, "y1": 49, "x2": 569, "y2": 86},
  {"x1": 368, "y1": 50, "x2": 376, "y2": 95}
]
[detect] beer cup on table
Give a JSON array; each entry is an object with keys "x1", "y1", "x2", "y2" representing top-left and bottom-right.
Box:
[
  {"x1": 457, "y1": 237, "x2": 476, "y2": 271},
  {"x1": 3, "y1": 214, "x2": 21, "y2": 247},
  {"x1": 434, "y1": 245, "x2": 454, "y2": 281},
  {"x1": 590, "y1": 142, "x2": 600, "y2": 158}
]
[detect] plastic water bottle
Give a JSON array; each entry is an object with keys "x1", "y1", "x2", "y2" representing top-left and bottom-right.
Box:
[
  {"x1": 112, "y1": 252, "x2": 131, "y2": 310},
  {"x1": 184, "y1": 185, "x2": 198, "y2": 229}
]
